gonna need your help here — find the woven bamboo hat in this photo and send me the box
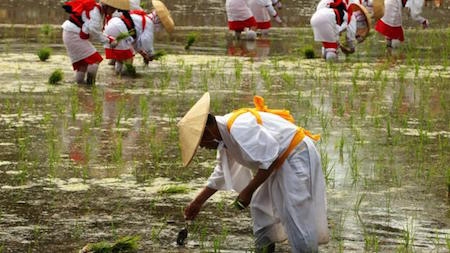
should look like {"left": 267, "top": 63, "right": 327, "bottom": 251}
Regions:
{"left": 349, "top": 3, "right": 371, "bottom": 40}
{"left": 152, "top": 0, "right": 175, "bottom": 33}
{"left": 177, "top": 92, "right": 210, "bottom": 167}
{"left": 100, "top": 0, "right": 130, "bottom": 10}
{"left": 372, "top": 0, "right": 384, "bottom": 21}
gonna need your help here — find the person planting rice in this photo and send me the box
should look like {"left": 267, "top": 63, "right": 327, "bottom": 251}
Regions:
{"left": 246, "top": 0, "right": 283, "bottom": 36}
{"left": 310, "top": 0, "right": 370, "bottom": 61}
{"left": 61, "top": 0, "right": 130, "bottom": 85}
{"left": 374, "top": 0, "right": 429, "bottom": 52}
{"left": 226, "top": 0, "right": 259, "bottom": 40}
{"left": 103, "top": 0, "right": 174, "bottom": 75}
{"left": 178, "top": 92, "right": 329, "bottom": 253}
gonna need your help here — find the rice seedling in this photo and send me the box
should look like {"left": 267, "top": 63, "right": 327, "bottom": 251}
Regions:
{"left": 111, "top": 133, "right": 123, "bottom": 164}
{"left": 400, "top": 216, "right": 416, "bottom": 252}
{"left": 124, "top": 63, "right": 137, "bottom": 77}
{"left": 152, "top": 49, "right": 167, "bottom": 61}
{"left": 184, "top": 32, "right": 198, "bottom": 50}
{"left": 157, "top": 184, "right": 189, "bottom": 195}
{"left": 151, "top": 221, "right": 167, "bottom": 243}
{"left": 234, "top": 59, "right": 243, "bottom": 82}
{"left": 39, "top": 24, "right": 54, "bottom": 44}
{"left": 213, "top": 225, "right": 229, "bottom": 252}
{"left": 80, "top": 235, "right": 140, "bottom": 253}
{"left": 349, "top": 141, "right": 360, "bottom": 183}
{"left": 320, "top": 146, "right": 335, "bottom": 187}
{"left": 37, "top": 47, "right": 52, "bottom": 61}
{"left": 48, "top": 69, "right": 63, "bottom": 85}
{"left": 303, "top": 45, "right": 316, "bottom": 59}
{"left": 364, "top": 232, "right": 380, "bottom": 252}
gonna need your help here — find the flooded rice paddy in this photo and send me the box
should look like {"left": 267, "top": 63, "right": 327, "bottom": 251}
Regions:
{"left": 1, "top": 1, "right": 450, "bottom": 252}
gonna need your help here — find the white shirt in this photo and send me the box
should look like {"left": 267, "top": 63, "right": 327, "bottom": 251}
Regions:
{"left": 61, "top": 6, "right": 108, "bottom": 44}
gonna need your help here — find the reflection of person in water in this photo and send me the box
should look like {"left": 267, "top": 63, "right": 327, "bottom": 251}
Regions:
{"left": 227, "top": 38, "right": 271, "bottom": 58}
{"left": 179, "top": 93, "right": 329, "bottom": 253}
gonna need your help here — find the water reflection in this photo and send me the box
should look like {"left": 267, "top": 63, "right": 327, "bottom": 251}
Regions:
{"left": 226, "top": 38, "right": 271, "bottom": 59}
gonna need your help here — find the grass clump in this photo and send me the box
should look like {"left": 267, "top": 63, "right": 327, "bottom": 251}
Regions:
{"left": 153, "top": 50, "right": 167, "bottom": 60}
{"left": 303, "top": 46, "right": 315, "bottom": 59}
{"left": 37, "top": 47, "right": 52, "bottom": 61}
{"left": 158, "top": 184, "right": 189, "bottom": 195}
{"left": 124, "top": 63, "right": 137, "bottom": 77}
{"left": 184, "top": 32, "right": 198, "bottom": 50}
{"left": 80, "top": 235, "right": 140, "bottom": 253}
{"left": 48, "top": 69, "right": 63, "bottom": 85}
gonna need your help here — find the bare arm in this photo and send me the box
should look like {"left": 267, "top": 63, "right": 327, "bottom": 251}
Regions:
{"left": 236, "top": 157, "right": 280, "bottom": 207}
{"left": 184, "top": 186, "right": 217, "bottom": 220}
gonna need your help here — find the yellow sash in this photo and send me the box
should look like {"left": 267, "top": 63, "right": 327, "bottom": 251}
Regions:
{"left": 226, "top": 96, "right": 320, "bottom": 170}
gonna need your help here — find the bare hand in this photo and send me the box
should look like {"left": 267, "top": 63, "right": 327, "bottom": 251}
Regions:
{"left": 184, "top": 201, "right": 202, "bottom": 220}
{"left": 139, "top": 50, "right": 154, "bottom": 63}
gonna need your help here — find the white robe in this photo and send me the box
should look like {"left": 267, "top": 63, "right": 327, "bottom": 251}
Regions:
{"left": 207, "top": 112, "right": 329, "bottom": 251}
{"left": 61, "top": 6, "right": 107, "bottom": 63}
{"left": 310, "top": 0, "right": 357, "bottom": 43}
{"left": 381, "top": 0, "right": 426, "bottom": 27}
{"left": 104, "top": 13, "right": 156, "bottom": 56}
{"left": 247, "top": 0, "right": 277, "bottom": 23}
{"left": 226, "top": 0, "right": 254, "bottom": 22}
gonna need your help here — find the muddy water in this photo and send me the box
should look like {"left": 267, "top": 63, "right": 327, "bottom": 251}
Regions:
{"left": 0, "top": 0, "right": 450, "bottom": 253}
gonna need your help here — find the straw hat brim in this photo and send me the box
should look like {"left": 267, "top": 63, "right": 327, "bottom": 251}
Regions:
{"left": 177, "top": 92, "right": 210, "bottom": 167}
{"left": 152, "top": 0, "right": 175, "bottom": 33}
{"left": 349, "top": 3, "right": 371, "bottom": 39}
{"left": 100, "top": 0, "right": 130, "bottom": 10}
{"left": 372, "top": 0, "right": 385, "bottom": 21}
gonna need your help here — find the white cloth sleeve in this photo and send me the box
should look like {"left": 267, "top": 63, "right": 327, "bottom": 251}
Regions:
{"left": 206, "top": 145, "right": 253, "bottom": 192}
{"left": 136, "top": 26, "right": 154, "bottom": 55}
{"left": 255, "top": 0, "right": 277, "bottom": 16}
{"left": 84, "top": 7, "right": 109, "bottom": 44}
{"left": 346, "top": 14, "right": 357, "bottom": 42}
{"left": 230, "top": 116, "right": 279, "bottom": 170}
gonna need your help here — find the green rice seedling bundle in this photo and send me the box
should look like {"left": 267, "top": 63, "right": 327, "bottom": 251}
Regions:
{"left": 48, "top": 69, "right": 63, "bottom": 85}
{"left": 38, "top": 47, "right": 52, "bottom": 61}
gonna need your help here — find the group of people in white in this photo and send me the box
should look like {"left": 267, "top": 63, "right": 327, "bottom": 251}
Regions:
{"left": 61, "top": 0, "right": 173, "bottom": 85}
{"left": 311, "top": 0, "right": 429, "bottom": 61}
{"left": 61, "top": 0, "right": 429, "bottom": 85}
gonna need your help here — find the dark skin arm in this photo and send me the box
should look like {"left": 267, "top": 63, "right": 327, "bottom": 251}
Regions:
{"left": 236, "top": 157, "right": 280, "bottom": 208}
{"left": 184, "top": 186, "right": 217, "bottom": 220}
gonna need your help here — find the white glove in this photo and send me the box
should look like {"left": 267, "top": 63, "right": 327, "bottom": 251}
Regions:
{"left": 274, "top": 15, "right": 282, "bottom": 24}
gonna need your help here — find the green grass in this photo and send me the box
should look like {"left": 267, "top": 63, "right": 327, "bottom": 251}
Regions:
{"left": 158, "top": 184, "right": 190, "bottom": 194}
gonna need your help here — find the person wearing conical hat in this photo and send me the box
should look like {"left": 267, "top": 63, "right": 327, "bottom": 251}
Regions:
{"left": 374, "top": 0, "right": 428, "bottom": 52}
{"left": 246, "top": 0, "right": 283, "bottom": 36}
{"left": 178, "top": 92, "right": 329, "bottom": 252}
{"left": 61, "top": 0, "right": 130, "bottom": 85}
{"left": 103, "top": 0, "right": 174, "bottom": 75}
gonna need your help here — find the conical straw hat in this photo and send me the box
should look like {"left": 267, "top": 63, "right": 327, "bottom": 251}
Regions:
{"left": 152, "top": 0, "right": 175, "bottom": 33}
{"left": 177, "top": 92, "right": 210, "bottom": 167}
{"left": 372, "top": 0, "right": 384, "bottom": 21}
{"left": 349, "top": 3, "right": 371, "bottom": 39}
{"left": 100, "top": 0, "right": 130, "bottom": 10}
